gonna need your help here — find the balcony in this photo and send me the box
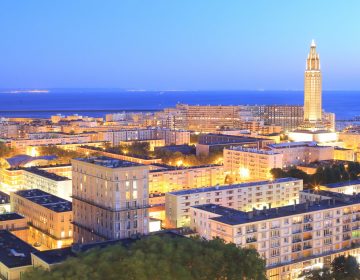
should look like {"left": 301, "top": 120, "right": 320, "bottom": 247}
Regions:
{"left": 292, "top": 229, "right": 302, "bottom": 234}
{"left": 303, "top": 245, "right": 312, "bottom": 250}
{"left": 292, "top": 238, "right": 302, "bottom": 243}
{"left": 303, "top": 235, "right": 313, "bottom": 241}
{"left": 246, "top": 237, "right": 257, "bottom": 243}
{"left": 292, "top": 247, "right": 302, "bottom": 252}
{"left": 303, "top": 226, "right": 313, "bottom": 232}
{"left": 343, "top": 235, "right": 351, "bottom": 241}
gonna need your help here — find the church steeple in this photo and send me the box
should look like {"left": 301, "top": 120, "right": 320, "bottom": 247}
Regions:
{"left": 306, "top": 40, "right": 320, "bottom": 71}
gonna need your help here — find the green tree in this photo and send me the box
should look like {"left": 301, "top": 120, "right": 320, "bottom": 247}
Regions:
{"left": 23, "top": 236, "right": 266, "bottom": 280}
{"left": 332, "top": 255, "right": 360, "bottom": 280}
{"left": 301, "top": 255, "right": 360, "bottom": 280}
{"left": 300, "top": 267, "right": 332, "bottom": 280}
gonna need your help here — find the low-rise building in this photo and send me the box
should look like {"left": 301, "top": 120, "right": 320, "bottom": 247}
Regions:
{"left": 10, "top": 189, "right": 73, "bottom": 250}
{"left": 334, "top": 147, "right": 355, "bottom": 162}
{"left": 0, "top": 230, "right": 39, "bottom": 280}
{"left": 166, "top": 178, "right": 302, "bottom": 228}
{"left": 119, "top": 139, "right": 165, "bottom": 151}
{"left": 196, "top": 134, "right": 274, "bottom": 156}
{"left": 223, "top": 147, "right": 283, "bottom": 181}
{"left": 0, "top": 213, "right": 28, "bottom": 241}
{"left": 320, "top": 179, "right": 360, "bottom": 195}
{"left": 267, "top": 142, "right": 334, "bottom": 168}
{"left": 22, "top": 168, "right": 72, "bottom": 201}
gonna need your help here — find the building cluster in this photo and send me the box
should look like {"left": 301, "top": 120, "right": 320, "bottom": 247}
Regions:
{"left": 0, "top": 41, "right": 359, "bottom": 280}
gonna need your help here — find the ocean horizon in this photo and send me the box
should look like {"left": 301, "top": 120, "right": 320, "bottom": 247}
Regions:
{"left": 0, "top": 89, "right": 359, "bottom": 119}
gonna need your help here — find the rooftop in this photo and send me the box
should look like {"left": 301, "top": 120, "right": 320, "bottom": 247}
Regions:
{"left": 268, "top": 141, "right": 320, "bottom": 149}
{"left": 0, "top": 213, "right": 25, "bottom": 222}
{"left": 75, "top": 156, "right": 144, "bottom": 168}
{"left": 168, "top": 177, "right": 301, "bottom": 196}
{"left": 14, "top": 189, "right": 72, "bottom": 212}
{"left": 323, "top": 179, "right": 360, "bottom": 189}
{"left": 24, "top": 167, "right": 70, "bottom": 181}
{"left": 193, "top": 194, "right": 360, "bottom": 225}
{"left": 32, "top": 231, "right": 181, "bottom": 265}
{"left": 0, "top": 230, "right": 38, "bottom": 268}
{"left": 150, "top": 163, "right": 222, "bottom": 173}
{"left": 226, "top": 146, "right": 281, "bottom": 155}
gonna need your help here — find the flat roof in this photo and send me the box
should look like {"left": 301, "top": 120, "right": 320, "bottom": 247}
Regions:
{"left": 168, "top": 177, "right": 301, "bottom": 196}
{"left": 226, "top": 146, "right": 281, "bottom": 155}
{"left": 24, "top": 167, "right": 70, "bottom": 181}
{"left": 268, "top": 141, "right": 319, "bottom": 149}
{"left": 0, "top": 230, "right": 38, "bottom": 268}
{"left": 32, "top": 231, "right": 181, "bottom": 265}
{"left": 0, "top": 213, "right": 25, "bottom": 222}
{"left": 150, "top": 163, "right": 222, "bottom": 173}
{"left": 323, "top": 179, "right": 360, "bottom": 188}
{"left": 15, "top": 189, "right": 72, "bottom": 212}
{"left": 74, "top": 156, "right": 144, "bottom": 168}
{"left": 193, "top": 194, "right": 360, "bottom": 225}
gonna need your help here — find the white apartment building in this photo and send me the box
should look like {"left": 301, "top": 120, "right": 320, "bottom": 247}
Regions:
{"left": 267, "top": 141, "right": 334, "bottom": 168}
{"left": 149, "top": 164, "right": 225, "bottom": 195}
{"left": 165, "top": 178, "right": 302, "bottom": 228}
{"left": 22, "top": 168, "right": 72, "bottom": 201}
{"left": 190, "top": 196, "right": 360, "bottom": 280}
{"left": 101, "top": 128, "right": 190, "bottom": 146}
{"left": 223, "top": 147, "right": 283, "bottom": 181}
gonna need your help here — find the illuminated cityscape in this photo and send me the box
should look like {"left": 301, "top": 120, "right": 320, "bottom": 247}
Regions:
{"left": 0, "top": 1, "right": 360, "bottom": 280}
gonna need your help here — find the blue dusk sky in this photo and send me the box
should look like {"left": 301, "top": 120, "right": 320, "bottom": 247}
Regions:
{"left": 0, "top": 0, "right": 359, "bottom": 90}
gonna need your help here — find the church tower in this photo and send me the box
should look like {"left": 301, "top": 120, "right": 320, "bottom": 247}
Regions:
{"left": 303, "top": 40, "right": 322, "bottom": 129}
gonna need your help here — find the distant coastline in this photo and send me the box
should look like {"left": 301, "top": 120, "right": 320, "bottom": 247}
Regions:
{"left": 0, "top": 90, "right": 359, "bottom": 119}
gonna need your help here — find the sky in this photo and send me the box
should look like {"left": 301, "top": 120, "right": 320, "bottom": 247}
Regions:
{"left": 0, "top": 0, "right": 359, "bottom": 90}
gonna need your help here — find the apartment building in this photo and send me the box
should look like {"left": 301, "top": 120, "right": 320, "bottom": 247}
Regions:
{"left": 22, "top": 168, "right": 72, "bottom": 201}
{"left": 9, "top": 135, "right": 91, "bottom": 153}
{"left": 196, "top": 133, "right": 274, "bottom": 156}
{"left": 0, "top": 230, "right": 38, "bottom": 280}
{"left": 0, "top": 164, "right": 72, "bottom": 193}
{"left": 339, "top": 131, "right": 360, "bottom": 151}
{"left": 72, "top": 157, "right": 149, "bottom": 243}
{"left": 119, "top": 139, "right": 165, "bottom": 151}
{"left": 10, "top": 189, "right": 73, "bottom": 249}
{"left": 334, "top": 147, "right": 356, "bottom": 161}
{"left": 0, "top": 213, "right": 28, "bottom": 241}
{"left": 320, "top": 180, "right": 360, "bottom": 195}
{"left": 267, "top": 142, "right": 334, "bottom": 168}
{"left": 190, "top": 196, "right": 360, "bottom": 280}
{"left": 0, "top": 122, "right": 20, "bottom": 138}
{"left": 166, "top": 178, "right": 302, "bottom": 228}
{"left": 77, "top": 146, "right": 162, "bottom": 165}
{"left": 223, "top": 147, "right": 283, "bottom": 181}
{"left": 149, "top": 164, "right": 225, "bottom": 195}
{"left": 101, "top": 128, "right": 190, "bottom": 146}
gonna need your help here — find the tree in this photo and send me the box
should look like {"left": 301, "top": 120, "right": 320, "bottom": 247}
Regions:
{"left": 23, "top": 236, "right": 266, "bottom": 280}
{"left": 301, "top": 255, "right": 360, "bottom": 280}
{"left": 301, "top": 267, "right": 332, "bottom": 280}
{"left": 332, "top": 255, "right": 360, "bottom": 280}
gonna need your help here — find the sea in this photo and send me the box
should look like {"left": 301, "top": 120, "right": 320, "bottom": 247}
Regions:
{"left": 0, "top": 89, "right": 359, "bottom": 120}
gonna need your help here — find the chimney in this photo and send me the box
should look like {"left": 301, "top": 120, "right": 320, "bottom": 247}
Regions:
{"left": 269, "top": 203, "right": 272, "bottom": 209}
